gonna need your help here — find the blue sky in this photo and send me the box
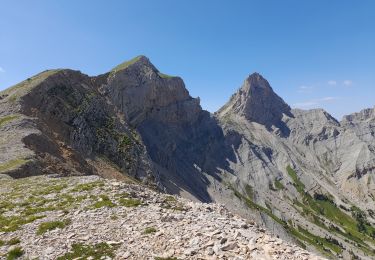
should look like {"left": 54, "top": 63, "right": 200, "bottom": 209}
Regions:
{"left": 1, "top": 1, "right": 374, "bottom": 119}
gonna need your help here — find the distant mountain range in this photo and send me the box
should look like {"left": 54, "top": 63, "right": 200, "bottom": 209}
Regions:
{"left": 0, "top": 56, "right": 374, "bottom": 259}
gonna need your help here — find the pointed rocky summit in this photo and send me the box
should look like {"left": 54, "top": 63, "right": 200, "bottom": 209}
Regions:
{"left": 217, "top": 72, "right": 291, "bottom": 129}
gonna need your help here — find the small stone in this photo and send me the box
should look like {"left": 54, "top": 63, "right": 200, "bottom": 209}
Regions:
{"left": 213, "top": 244, "right": 221, "bottom": 255}
{"left": 209, "top": 230, "right": 221, "bottom": 237}
{"left": 221, "top": 242, "right": 238, "bottom": 251}
{"left": 44, "top": 247, "right": 54, "bottom": 255}
{"left": 122, "top": 252, "right": 131, "bottom": 258}
{"left": 78, "top": 235, "right": 90, "bottom": 241}
{"left": 107, "top": 241, "right": 122, "bottom": 245}
{"left": 220, "top": 237, "right": 228, "bottom": 244}
{"left": 189, "top": 237, "right": 200, "bottom": 246}
{"left": 206, "top": 247, "right": 214, "bottom": 255}
{"left": 240, "top": 223, "right": 249, "bottom": 229}
{"left": 183, "top": 248, "right": 196, "bottom": 256}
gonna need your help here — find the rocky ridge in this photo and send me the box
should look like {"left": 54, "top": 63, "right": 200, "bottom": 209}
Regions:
{"left": 0, "top": 175, "right": 323, "bottom": 259}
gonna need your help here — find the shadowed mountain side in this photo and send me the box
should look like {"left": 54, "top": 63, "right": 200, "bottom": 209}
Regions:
{"left": 137, "top": 110, "right": 237, "bottom": 202}
{"left": 99, "top": 56, "right": 237, "bottom": 201}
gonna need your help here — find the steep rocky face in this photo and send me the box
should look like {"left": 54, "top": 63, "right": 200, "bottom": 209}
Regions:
{"left": 0, "top": 68, "right": 155, "bottom": 184}
{"left": 100, "top": 56, "right": 230, "bottom": 201}
{"left": 102, "top": 56, "right": 201, "bottom": 125}
{"left": 341, "top": 107, "right": 375, "bottom": 144}
{"left": 218, "top": 73, "right": 292, "bottom": 135}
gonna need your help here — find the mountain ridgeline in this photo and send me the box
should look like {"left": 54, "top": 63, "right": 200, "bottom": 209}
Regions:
{"left": 1, "top": 56, "right": 374, "bottom": 259}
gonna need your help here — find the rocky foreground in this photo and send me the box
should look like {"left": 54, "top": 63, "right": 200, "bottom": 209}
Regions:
{"left": 0, "top": 175, "right": 323, "bottom": 259}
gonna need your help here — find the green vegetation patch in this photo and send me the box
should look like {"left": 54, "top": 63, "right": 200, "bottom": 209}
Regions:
{"left": 0, "top": 115, "right": 19, "bottom": 127}
{"left": 111, "top": 56, "right": 144, "bottom": 72}
{"left": 244, "top": 184, "right": 254, "bottom": 199}
{"left": 6, "top": 237, "right": 21, "bottom": 245}
{"left": 6, "top": 246, "right": 24, "bottom": 260}
{"left": 286, "top": 165, "right": 375, "bottom": 255}
{"left": 158, "top": 72, "right": 174, "bottom": 79}
{"left": 21, "top": 205, "right": 56, "bottom": 216}
{"left": 110, "top": 214, "right": 119, "bottom": 220}
{"left": 0, "top": 214, "right": 45, "bottom": 232}
{"left": 120, "top": 135, "right": 132, "bottom": 146}
{"left": 164, "top": 196, "right": 177, "bottom": 202}
{"left": 57, "top": 242, "right": 119, "bottom": 260}
{"left": 0, "top": 158, "right": 28, "bottom": 173}
{"left": 286, "top": 166, "right": 305, "bottom": 193}
{"left": 229, "top": 183, "right": 344, "bottom": 258}
{"left": 71, "top": 181, "right": 104, "bottom": 192}
{"left": 0, "top": 177, "right": 87, "bottom": 233}
{"left": 230, "top": 185, "right": 286, "bottom": 227}
{"left": 274, "top": 179, "right": 285, "bottom": 190}
{"left": 171, "top": 205, "right": 186, "bottom": 211}
{"left": 91, "top": 195, "right": 116, "bottom": 209}
{"left": 291, "top": 225, "right": 343, "bottom": 255}
{"left": 0, "top": 200, "right": 16, "bottom": 214}
{"left": 114, "top": 192, "right": 130, "bottom": 198}
{"left": 118, "top": 198, "right": 141, "bottom": 207}
{"left": 144, "top": 227, "right": 157, "bottom": 234}
{"left": 0, "top": 69, "right": 61, "bottom": 98}
{"left": 34, "top": 183, "right": 68, "bottom": 195}
{"left": 56, "top": 194, "right": 86, "bottom": 209}
{"left": 37, "top": 219, "right": 71, "bottom": 235}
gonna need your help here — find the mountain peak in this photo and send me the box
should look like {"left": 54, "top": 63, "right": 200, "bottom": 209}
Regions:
{"left": 242, "top": 72, "right": 274, "bottom": 94}
{"left": 111, "top": 55, "right": 156, "bottom": 73}
{"left": 246, "top": 72, "right": 267, "bottom": 83}
{"left": 217, "top": 72, "right": 291, "bottom": 132}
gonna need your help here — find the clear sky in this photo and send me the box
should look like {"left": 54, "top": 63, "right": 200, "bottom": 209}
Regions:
{"left": 1, "top": 1, "right": 374, "bottom": 120}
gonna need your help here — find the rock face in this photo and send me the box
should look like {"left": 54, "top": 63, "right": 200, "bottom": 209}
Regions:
{"left": 100, "top": 56, "right": 229, "bottom": 201}
{"left": 218, "top": 73, "right": 292, "bottom": 135}
{"left": 1, "top": 56, "right": 375, "bottom": 259}
{"left": 103, "top": 56, "right": 201, "bottom": 125}
{"left": 0, "top": 68, "right": 155, "bottom": 184}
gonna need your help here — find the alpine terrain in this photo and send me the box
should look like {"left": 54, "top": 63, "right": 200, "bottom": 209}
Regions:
{"left": 0, "top": 56, "right": 374, "bottom": 259}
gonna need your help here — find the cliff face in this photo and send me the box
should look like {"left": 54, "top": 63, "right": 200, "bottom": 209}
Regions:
{"left": 217, "top": 73, "right": 292, "bottom": 137}
{"left": 0, "top": 68, "right": 155, "bottom": 184}
{"left": 97, "top": 56, "right": 230, "bottom": 201}
{"left": 1, "top": 56, "right": 375, "bottom": 259}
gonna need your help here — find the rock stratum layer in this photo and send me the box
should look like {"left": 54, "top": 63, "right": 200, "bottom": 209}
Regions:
{"left": 0, "top": 56, "right": 374, "bottom": 259}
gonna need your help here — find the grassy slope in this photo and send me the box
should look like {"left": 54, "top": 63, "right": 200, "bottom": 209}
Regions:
{"left": 110, "top": 56, "right": 144, "bottom": 72}
{"left": 110, "top": 55, "right": 174, "bottom": 78}
{"left": 286, "top": 166, "right": 375, "bottom": 257}
{"left": 0, "top": 159, "right": 28, "bottom": 173}
{"left": 228, "top": 166, "right": 375, "bottom": 258}
{"left": 0, "top": 69, "right": 61, "bottom": 103}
